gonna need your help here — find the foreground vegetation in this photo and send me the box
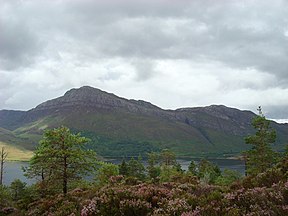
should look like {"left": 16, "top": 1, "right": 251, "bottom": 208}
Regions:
{"left": 1, "top": 108, "right": 288, "bottom": 215}
{"left": 1, "top": 157, "right": 288, "bottom": 215}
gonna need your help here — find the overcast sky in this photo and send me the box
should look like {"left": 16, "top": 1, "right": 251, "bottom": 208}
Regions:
{"left": 1, "top": 0, "right": 288, "bottom": 120}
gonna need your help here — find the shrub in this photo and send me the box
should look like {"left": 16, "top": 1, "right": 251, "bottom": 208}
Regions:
{"left": 0, "top": 185, "right": 12, "bottom": 209}
{"left": 95, "top": 162, "right": 119, "bottom": 186}
{"left": 215, "top": 169, "right": 241, "bottom": 186}
{"left": 119, "top": 199, "right": 151, "bottom": 216}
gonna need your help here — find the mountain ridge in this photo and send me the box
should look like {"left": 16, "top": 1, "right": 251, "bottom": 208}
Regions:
{"left": 1, "top": 86, "right": 287, "bottom": 157}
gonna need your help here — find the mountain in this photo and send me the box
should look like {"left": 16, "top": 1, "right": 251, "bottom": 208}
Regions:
{"left": 1, "top": 86, "right": 288, "bottom": 157}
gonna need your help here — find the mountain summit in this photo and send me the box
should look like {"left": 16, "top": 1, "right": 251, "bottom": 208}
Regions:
{"left": 1, "top": 86, "right": 288, "bottom": 157}
{"left": 35, "top": 86, "right": 125, "bottom": 110}
{"left": 35, "top": 86, "right": 161, "bottom": 112}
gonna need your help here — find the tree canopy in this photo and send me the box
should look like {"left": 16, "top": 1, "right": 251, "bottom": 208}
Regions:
{"left": 244, "top": 106, "right": 277, "bottom": 176}
{"left": 24, "top": 126, "right": 97, "bottom": 195}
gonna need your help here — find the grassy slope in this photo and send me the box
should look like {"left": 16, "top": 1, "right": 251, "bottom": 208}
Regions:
{"left": 0, "top": 128, "right": 34, "bottom": 160}
{"left": 2, "top": 111, "right": 214, "bottom": 156}
{"left": 0, "top": 127, "right": 36, "bottom": 150}
{"left": 3, "top": 109, "right": 279, "bottom": 158}
{"left": 0, "top": 141, "right": 33, "bottom": 161}
{"left": 60, "top": 110, "right": 248, "bottom": 157}
{"left": 64, "top": 111, "right": 205, "bottom": 151}
{"left": 2, "top": 110, "right": 253, "bottom": 157}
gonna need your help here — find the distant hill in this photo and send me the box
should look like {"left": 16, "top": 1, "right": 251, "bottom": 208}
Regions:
{"left": 1, "top": 86, "right": 288, "bottom": 158}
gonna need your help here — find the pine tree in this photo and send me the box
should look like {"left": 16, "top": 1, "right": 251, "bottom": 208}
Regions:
{"left": 188, "top": 160, "right": 197, "bottom": 176}
{"left": 147, "top": 152, "right": 160, "bottom": 180}
{"left": 24, "top": 126, "right": 97, "bottom": 195}
{"left": 160, "top": 149, "right": 176, "bottom": 166}
{"left": 119, "top": 159, "right": 129, "bottom": 176}
{"left": 245, "top": 106, "right": 277, "bottom": 176}
{"left": 127, "top": 157, "right": 146, "bottom": 180}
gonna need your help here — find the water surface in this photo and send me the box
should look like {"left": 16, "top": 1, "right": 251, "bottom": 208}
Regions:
{"left": 2, "top": 161, "right": 33, "bottom": 185}
{"left": 3, "top": 158, "right": 245, "bottom": 185}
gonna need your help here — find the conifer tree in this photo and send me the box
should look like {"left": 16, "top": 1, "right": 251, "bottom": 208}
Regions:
{"left": 119, "top": 159, "right": 129, "bottom": 176}
{"left": 147, "top": 152, "right": 160, "bottom": 180}
{"left": 245, "top": 106, "right": 277, "bottom": 176}
{"left": 127, "top": 157, "right": 146, "bottom": 180}
{"left": 160, "top": 149, "right": 176, "bottom": 166}
{"left": 25, "top": 126, "right": 97, "bottom": 195}
{"left": 188, "top": 160, "right": 197, "bottom": 176}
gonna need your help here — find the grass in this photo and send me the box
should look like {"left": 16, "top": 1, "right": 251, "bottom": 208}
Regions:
{"left": 9, "top": 110, "right": 251, "bottom": 157}
{"left": 0, "top": 141, "right": 33, "bottom": 161}
{"left": 0, "top": 109, "right": 274, "bottom": 158}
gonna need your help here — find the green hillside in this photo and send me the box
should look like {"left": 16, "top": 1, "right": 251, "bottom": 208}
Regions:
{"left": 0, "top": 128, "right": 34, "bottom": 160}
{"left": 1, "top": 86, "right": 287, "bottom": 158}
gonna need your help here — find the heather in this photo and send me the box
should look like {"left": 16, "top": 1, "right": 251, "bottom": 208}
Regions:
{"left": 1, "top": 159, "right": 288, "bottom": 215}
{"left": 1, "top": 111, "right": 288, "bottom": 215}
{"left": 2, "top": 169, "right": 287, "bottom": 215}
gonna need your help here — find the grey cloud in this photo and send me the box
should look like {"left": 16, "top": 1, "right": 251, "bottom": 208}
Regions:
{"left": 0, "top": 0, "right": 44, "bottom": 70}
{"left": 1, "top": 0, "right": 288, "bottom": 117}
{"left": 132, "top": 59, "right": 156, "bottom": 81}
{"left": 0, "top": 16, "right": 40, "bottom": 70}
{"left": 66, "top": 0, "right": 189, "bottom": 20}
{"left": 0, "top": 72, "right": 11, "bottom": 88}
{"left": 0, "top": 72, "right": 13, "bottom": 109}
{"left": 264, "top": 105, "right": 288, "bottom": 119}
{"left": 99, "top": 71, "right": 123, "bottom": 82}
{"left": 2, "top": 0, "right": 287, "bottom": 80}
{"left": 64, "top": 0, "right": 288, "bottom": 83}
